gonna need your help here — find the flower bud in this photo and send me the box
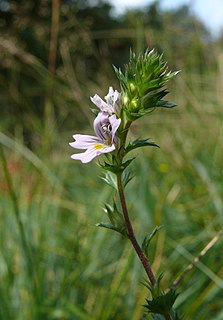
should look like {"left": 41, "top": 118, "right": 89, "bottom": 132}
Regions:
{"left": 123, "top": 94, "right": 129, "bottom": 106}
{"left": 129, "top": 98, "right": 139, "bottom": 111}
{"left": 129, "top": 82, "right": 137, "bottom": 95}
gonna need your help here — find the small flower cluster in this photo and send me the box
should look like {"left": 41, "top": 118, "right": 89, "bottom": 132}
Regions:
{"left": 70, "top": 87, "right": 121, "bottom": 163}
{"left": 70, "top": 49, "right": 178, "bottom": 164}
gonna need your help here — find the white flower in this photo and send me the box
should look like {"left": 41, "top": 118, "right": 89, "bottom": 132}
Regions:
{"left": 90, "top": 87, "right": 121, "bottom": 115}
{"left": 70, "top": 112, "right": 121, "bottom": 163}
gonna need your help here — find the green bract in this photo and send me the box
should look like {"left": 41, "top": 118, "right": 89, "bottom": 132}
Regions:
{"left": 114, "top": 49, "right": 179, "bottom": 120}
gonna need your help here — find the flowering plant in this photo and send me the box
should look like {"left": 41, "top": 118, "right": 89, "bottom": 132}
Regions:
{"left": 70, "top": 49, "right": 180, "bottom": 319}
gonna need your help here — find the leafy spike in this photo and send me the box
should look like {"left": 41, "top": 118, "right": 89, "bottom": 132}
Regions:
{"left": 114, "top": 49, "right": 179, "bottom": 120}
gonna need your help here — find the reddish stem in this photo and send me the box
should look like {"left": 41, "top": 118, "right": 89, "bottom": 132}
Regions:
{"left": 117, "top": 173, "right": 156, "bottom": 285}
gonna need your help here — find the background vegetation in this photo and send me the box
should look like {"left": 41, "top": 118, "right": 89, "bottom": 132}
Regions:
{"left": 0, "top": 0, "right": 223, "bottom": 319}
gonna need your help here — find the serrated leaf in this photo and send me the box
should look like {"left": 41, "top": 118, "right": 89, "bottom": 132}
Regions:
{"left": 125, "top": 139, "right": 159, "bottom": 154}
{"left": 95, "top": 222, "right": 126, "bottom": 236}
{"left": 156, "top": 99, "right": 177, "bottom": 108}
{"left": 96, "top": 222, "right": 119, "bottom": 232}
{"left": 103, "top": 203, "right": 116, "bottom": 225}
{"left": 99, "top": 162, "right": 121, "bottom": 173}
{"left": 101, "top": 201, "right": 127, "bottom": 236}
{"left": 142, "top": 226, "right": 163, "bottom": 257}
{"left": 100, "top": 170, "right": 133, "bottom": 190}
{"left": 100, "top": 171, "right": 117, "bottom": 190}
{"left": 99, "top": 158, "right": 134, "bottom": 174}
{"left": 144, "top": 289, "right": 178, "bottom": 316}
{"left": 122, "top": 170, "right": 134, "bottom": 187}
{"left": 142, "top": 89, "right": 169, "bottom": 110}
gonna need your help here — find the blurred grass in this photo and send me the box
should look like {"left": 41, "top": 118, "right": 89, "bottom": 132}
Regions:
{"left": 0, "top": 2, "right": 223, "bottom": 319}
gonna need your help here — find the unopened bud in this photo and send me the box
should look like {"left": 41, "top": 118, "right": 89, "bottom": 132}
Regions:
{"left": 129, "top": 82, "right": 137, "bottom": 94}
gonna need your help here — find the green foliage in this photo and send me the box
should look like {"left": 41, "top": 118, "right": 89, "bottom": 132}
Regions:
{"left": 151, "top": 309, "right": 181, "bottom": 320}
{"left": 125, "top": 138, "right": 159, "bottom": 154}
{"left": 101, "top": 170, "right": 134, "bottom": 190}
{"left": 96, "top": 202, "right": 127, "bottom": 236}
{"left": 142, "top": 226, "right": 163, "bottom": 258}
{"left": 143, "top": 275, "right": 180, "bottom": 319}
{"left": 114, "top": 49, "right": 179, "bottom": 120}
{"left": 122, "top": 170, "right": 134, "bottom": 188}
{"left": 99, "top": 158, "right": 134, "bottom": 174}
{"left": 101, "top": 171, "right": 118, "bottom": 190}
{"left": 144, "top": 289, "right": 179, "bottom": 316}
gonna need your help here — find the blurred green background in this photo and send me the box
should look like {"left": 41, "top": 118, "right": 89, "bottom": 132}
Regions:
{"left": 0, "top": 0, "right": 223, "bottom": 319}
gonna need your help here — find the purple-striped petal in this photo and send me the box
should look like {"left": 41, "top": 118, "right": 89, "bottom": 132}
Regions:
{"left": 93, "top": 112, "right": 110, "bottom": 141}
{"left": 105, "top": 86, "right": 121, "bottom": 113}
{"left": 90, "top": 94, "right": 113, "bottom": 113}
{"left": 109, "top": 114, "right": 121, "bottom": 142}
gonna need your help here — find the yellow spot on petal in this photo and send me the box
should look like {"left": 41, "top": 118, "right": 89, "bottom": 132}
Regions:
{"left": 94, "top": 143, "right": 104, "bottom": 150}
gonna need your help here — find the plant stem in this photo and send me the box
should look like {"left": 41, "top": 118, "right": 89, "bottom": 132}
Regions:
{"left": 117, "top": 173, "right": 156, "bottom": 285}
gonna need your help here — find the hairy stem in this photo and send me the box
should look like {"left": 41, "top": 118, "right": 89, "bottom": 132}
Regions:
{"left": 117, "top": 173, "right": 156, "bottom": 285}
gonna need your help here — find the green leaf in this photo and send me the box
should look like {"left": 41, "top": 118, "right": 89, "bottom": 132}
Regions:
{"left": 156, "top": 99, "right": 177, "bottom": 108}
{"left": 122, "top": 170, "right": 134, "bottom": 187}
{"left": 144, "top": 289, "right": 178, "bottom": 316}
{"left": 96, "top": 221, "right": 126, "bottom": 236}
{"left": 103, "top": 203, "right": 116, "bottom": 225}
{"left": 99, "top": 162, "right": 122, "bottom": 174}
{"left": 97, "top": 201, "right": 127, "bottom": 236}
{"left": 125, "top": 139, "right": 159, "bottom": 154}
{"left": 100, "top": 171, "right": 117, "bottom": 190}
{"left": 142, "top": 226, "right": 163, "bottom": 257}
{"left": 100, "top": 158, "right": 134, "bottom": 174}
{"left": 95, "top": 222, "right": 122, "bottom": 234}
{"left": 100, "top": 170, "right": 133, "bottom": 190}
{"left": 142, "top": 89, "right": 169, "bottom": 110}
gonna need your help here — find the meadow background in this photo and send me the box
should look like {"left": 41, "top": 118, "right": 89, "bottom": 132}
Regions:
{"left": 0, "top": 0, "right": 223, "bottom": 319}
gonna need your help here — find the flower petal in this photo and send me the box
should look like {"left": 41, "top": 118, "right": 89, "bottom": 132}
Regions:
{"left": 105, "top": 87, "right": 121, "bottom": 113}
{"left": 90, "top": 94, "right": 113, "bottom": 113}
{"left": 71, "top": 144, "right": 115, "bottom": 163}
{"left": 71, "top": 146, "right": 99, "bottom": 163}
{"left": 109, "top": 114, "right": 121, "bottom": 142}
{"left": 69, "top": 134, "right": 100, "bottom": 150}
{"left": 105, "top": 86, "right": 114, "bottom": 101}
{"left": 93, "top": 112, "right": 110, "bottom": 141}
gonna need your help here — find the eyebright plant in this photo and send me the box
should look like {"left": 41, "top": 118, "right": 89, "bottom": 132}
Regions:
{"left": 70, "top": 49, "right": 180, "bottom": 319}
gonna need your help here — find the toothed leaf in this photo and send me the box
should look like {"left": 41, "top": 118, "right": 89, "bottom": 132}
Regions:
{"left": 144, "top": 289, "right": 178, "bottom": 316}
{"left": 142, "top": 226, "right": 163, "bottom": 257}
{"left": 125, "top": 139, "right": 159, "bottom": 154}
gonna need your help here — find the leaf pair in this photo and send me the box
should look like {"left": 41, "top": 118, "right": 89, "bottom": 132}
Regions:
{"left": 96, "top": 202, "right": 127, "bottom": 237}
